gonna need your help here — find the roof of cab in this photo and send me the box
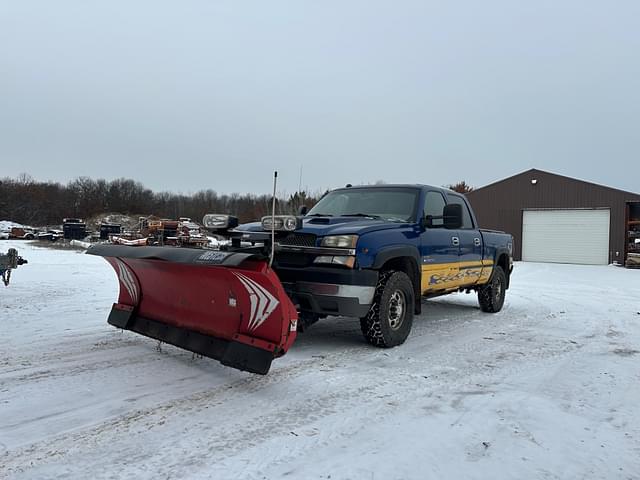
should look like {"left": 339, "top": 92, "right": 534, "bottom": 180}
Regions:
{"left": 332, "top": 184, "right": 457, "bottom": 194}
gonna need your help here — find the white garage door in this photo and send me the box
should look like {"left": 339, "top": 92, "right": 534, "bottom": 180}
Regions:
{"left": 522, "top": 209, "right": 610, "bottom": 265}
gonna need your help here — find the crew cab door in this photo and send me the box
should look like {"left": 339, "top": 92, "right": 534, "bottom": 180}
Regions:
{"left": 420, "top": 191, "right": 461, "bottom": 293}
{"left": 445, "top": 193, "right": 485, "bottom": 287}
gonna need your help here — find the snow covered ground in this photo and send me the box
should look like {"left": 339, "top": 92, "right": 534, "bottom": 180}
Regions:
{"left": 1, "top": 240, "right": 639, "bottom": 480}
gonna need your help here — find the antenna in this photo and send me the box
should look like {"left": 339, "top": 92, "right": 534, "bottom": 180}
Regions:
{"left": 298, "top": 165, "right": 303, "bottom": 193}
{"left": 269, "top": 171, "right": 277, "bottom": 268}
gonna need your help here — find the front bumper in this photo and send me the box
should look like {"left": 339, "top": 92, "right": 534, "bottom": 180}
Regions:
{"left": 276, "top": 266, "right": 379, "bottom": 318}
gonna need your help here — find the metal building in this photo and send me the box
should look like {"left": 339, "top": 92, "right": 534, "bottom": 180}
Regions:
{"left": 466, "top": 169, "right": 640, "bottom": 265}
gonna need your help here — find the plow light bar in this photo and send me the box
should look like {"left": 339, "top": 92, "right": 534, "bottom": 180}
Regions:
{"left": 202, "top": 214, "right": 239, "bottom": 230}
{"left": 261, "top": 215, "right": 302, "bottom": 232}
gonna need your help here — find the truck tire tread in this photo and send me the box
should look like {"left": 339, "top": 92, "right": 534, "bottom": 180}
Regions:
{"left": 360, "top": 270, "right": 414, "bottom": 347}
{"left": 478, "top": 265, "right": 506, "bottom": 313}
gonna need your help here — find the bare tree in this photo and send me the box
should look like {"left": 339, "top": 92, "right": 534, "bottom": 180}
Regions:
{"left": 447, "top": 181, "right": 474, "bottom": 194}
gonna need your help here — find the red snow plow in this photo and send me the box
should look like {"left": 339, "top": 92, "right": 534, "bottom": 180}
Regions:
{"left": 87, "top": 244, "right": 298, "bottom": 374}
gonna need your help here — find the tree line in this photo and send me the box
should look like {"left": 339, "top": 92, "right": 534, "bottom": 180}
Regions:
{"left": 0, "top": 174, "right": 473, "bottom": 227}
{"left": 0, "top": 174, "right": 323, "bottom": 227}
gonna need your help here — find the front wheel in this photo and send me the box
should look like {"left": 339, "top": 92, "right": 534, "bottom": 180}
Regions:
{"left": 360, "top": 271, "right": 414, "bottom": 347}
{"left": 477, "top": 265, "right": 506, "bottom": 313}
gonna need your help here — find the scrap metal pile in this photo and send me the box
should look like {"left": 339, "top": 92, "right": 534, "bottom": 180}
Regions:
{"left": 110, "top": 216, "right": 212, "bottom": 247}
{"left": 627, "top": 205, "right": 640, "bottom": 268}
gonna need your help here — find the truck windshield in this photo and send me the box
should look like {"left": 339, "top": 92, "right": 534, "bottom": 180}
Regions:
{"left": 307, "top": 188, "right": 419, "bottom": 222}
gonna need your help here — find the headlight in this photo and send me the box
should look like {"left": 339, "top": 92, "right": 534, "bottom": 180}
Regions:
{"left": 321, "top": 235, "right": 358, "bottom": 248}
{"left": 202, "top": 214, "right": 239, "bottom": 230}
{"left": 261, "top": 215, "right": 302, "bottom": 232}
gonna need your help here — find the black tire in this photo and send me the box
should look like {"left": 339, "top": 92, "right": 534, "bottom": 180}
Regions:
{"left": 360, "top": 271, "right": 414, "bottom": 347}
{"left": 478, "top": 265, "right": 506, "bottom": 313}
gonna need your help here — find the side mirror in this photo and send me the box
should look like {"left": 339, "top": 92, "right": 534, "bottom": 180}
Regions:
{"left": 443, "top": 204, "right": 463, "bottom": 229}
{"left": 298, "top": 205, "right": 308, "bottom": 216}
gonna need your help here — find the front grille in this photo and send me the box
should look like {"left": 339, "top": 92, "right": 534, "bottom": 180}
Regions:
{"left": 278, "top": 233, "right": 317, "bottom": 248}
{"left": 274, "top": 252, "right": 314, "bottom": 268}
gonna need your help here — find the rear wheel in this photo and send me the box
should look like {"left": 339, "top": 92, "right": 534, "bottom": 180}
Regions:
{"left": 478, "top": 265, "right": 506, "bottom": 313}
{"left": 360, "top": 271, "right": 414, "bottom": 347}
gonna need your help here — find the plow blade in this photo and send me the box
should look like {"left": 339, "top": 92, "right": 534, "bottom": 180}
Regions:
{"left": 88, "top": 245, "right": 298, "bottom": 374}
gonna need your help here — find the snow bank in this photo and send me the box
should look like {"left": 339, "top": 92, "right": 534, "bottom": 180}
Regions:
{"left": 69, "top": 239, "right": 92, "bottom": 249}
{"left": 0, "top": 220, "right": 29, "bottom": 231}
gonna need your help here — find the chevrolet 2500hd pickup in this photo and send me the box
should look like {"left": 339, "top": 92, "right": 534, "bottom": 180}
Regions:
{"left": 251, "top": 184, "right": 514, "bottom": 347}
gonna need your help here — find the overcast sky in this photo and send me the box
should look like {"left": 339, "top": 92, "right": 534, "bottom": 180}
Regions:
{"left": 1, "top": 1, "right": 639, "bottom": 195}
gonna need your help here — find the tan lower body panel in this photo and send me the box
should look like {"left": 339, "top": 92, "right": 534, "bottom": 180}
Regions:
{"left": 421, "top": 260, "right": 493, "bottom": 294}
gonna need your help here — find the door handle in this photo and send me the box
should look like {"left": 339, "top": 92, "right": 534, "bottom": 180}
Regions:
{"left": 451, "top": 236, "right": 460, "bottom": 246}
{"left": 474, "top": 238, "right": 481, "bottom": 247}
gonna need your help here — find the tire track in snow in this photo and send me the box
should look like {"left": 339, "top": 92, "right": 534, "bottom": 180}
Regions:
{"left": 1, "top": 305, "right": 590, "bottom": 479}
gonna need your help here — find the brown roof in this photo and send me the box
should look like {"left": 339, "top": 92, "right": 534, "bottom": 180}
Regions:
{"left": 469, "top": 168, "right": 640, "bottom": 198}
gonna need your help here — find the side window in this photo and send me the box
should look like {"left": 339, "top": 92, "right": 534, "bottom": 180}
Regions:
{"left": 424, "top": 191, "right": 446, "bottom": 227}
{"left": 445, "top": 194, "right": 474, "bottom": 229}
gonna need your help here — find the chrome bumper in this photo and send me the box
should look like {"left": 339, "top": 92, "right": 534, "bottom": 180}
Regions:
{"left": 294, "top": 281, "right": 376, "bottom": 304}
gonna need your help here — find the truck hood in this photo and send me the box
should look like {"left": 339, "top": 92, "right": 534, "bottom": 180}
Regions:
{"left": 237, "top": 217, "right": 410, "bottom": 237}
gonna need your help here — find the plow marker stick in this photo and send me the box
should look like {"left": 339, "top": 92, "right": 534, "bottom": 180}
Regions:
{"left": 88, "top": 245, "right": 298, "bottom": 374}
{"left": 270, "top": 170, "right": 277, "bottom": 268}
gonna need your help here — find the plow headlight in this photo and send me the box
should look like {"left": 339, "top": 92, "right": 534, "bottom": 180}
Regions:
{"left": 261, "top": 215, "right": 302, "bottom": 232}
{"left": 321, "top": 235, "right": 358, "bottom": 248}
{"left": 202, "top": 214, "right": 239, "bottom": 230}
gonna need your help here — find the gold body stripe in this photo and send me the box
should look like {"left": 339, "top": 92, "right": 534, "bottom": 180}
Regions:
{"left": 421, "top": 260, "right": 493, "bottom": 293}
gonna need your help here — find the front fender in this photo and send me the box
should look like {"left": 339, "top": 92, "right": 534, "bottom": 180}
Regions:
{"left": 371, "top": 245, "right": 421, "bottom": 269}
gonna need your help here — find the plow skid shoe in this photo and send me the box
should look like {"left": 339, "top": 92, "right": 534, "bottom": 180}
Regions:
{"left": 88, "top": 245, "right": 298, "bottom": 374}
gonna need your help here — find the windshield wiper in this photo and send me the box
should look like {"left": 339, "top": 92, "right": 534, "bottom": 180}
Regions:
{"left": 342, "top": 213, "right": 381, "bottom": 219}
{"left": 306, "top": 213, "right": 333, "bottom": 217}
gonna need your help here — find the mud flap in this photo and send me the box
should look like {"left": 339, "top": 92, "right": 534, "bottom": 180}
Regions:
{"left": 88, "top": 245, "right": 298, "bottom": 375}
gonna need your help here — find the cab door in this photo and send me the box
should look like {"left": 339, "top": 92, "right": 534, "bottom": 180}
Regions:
{"left": 420, "top": 191, "right": 461, "bottom": 293}
{"left": 445, "top": 193, "right": 484, "bottom": 287}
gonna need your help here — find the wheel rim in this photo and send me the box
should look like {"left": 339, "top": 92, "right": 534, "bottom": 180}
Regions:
{"left": 388, "top": 290, "right": 406, "bottom": 330}
{"left": 494, "top": 276, "right": 503, "bottom": 303}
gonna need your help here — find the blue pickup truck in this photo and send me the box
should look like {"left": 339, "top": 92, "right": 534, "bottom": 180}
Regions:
{"left": 240, "top": 184, "right": 514, "bottom": 347}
